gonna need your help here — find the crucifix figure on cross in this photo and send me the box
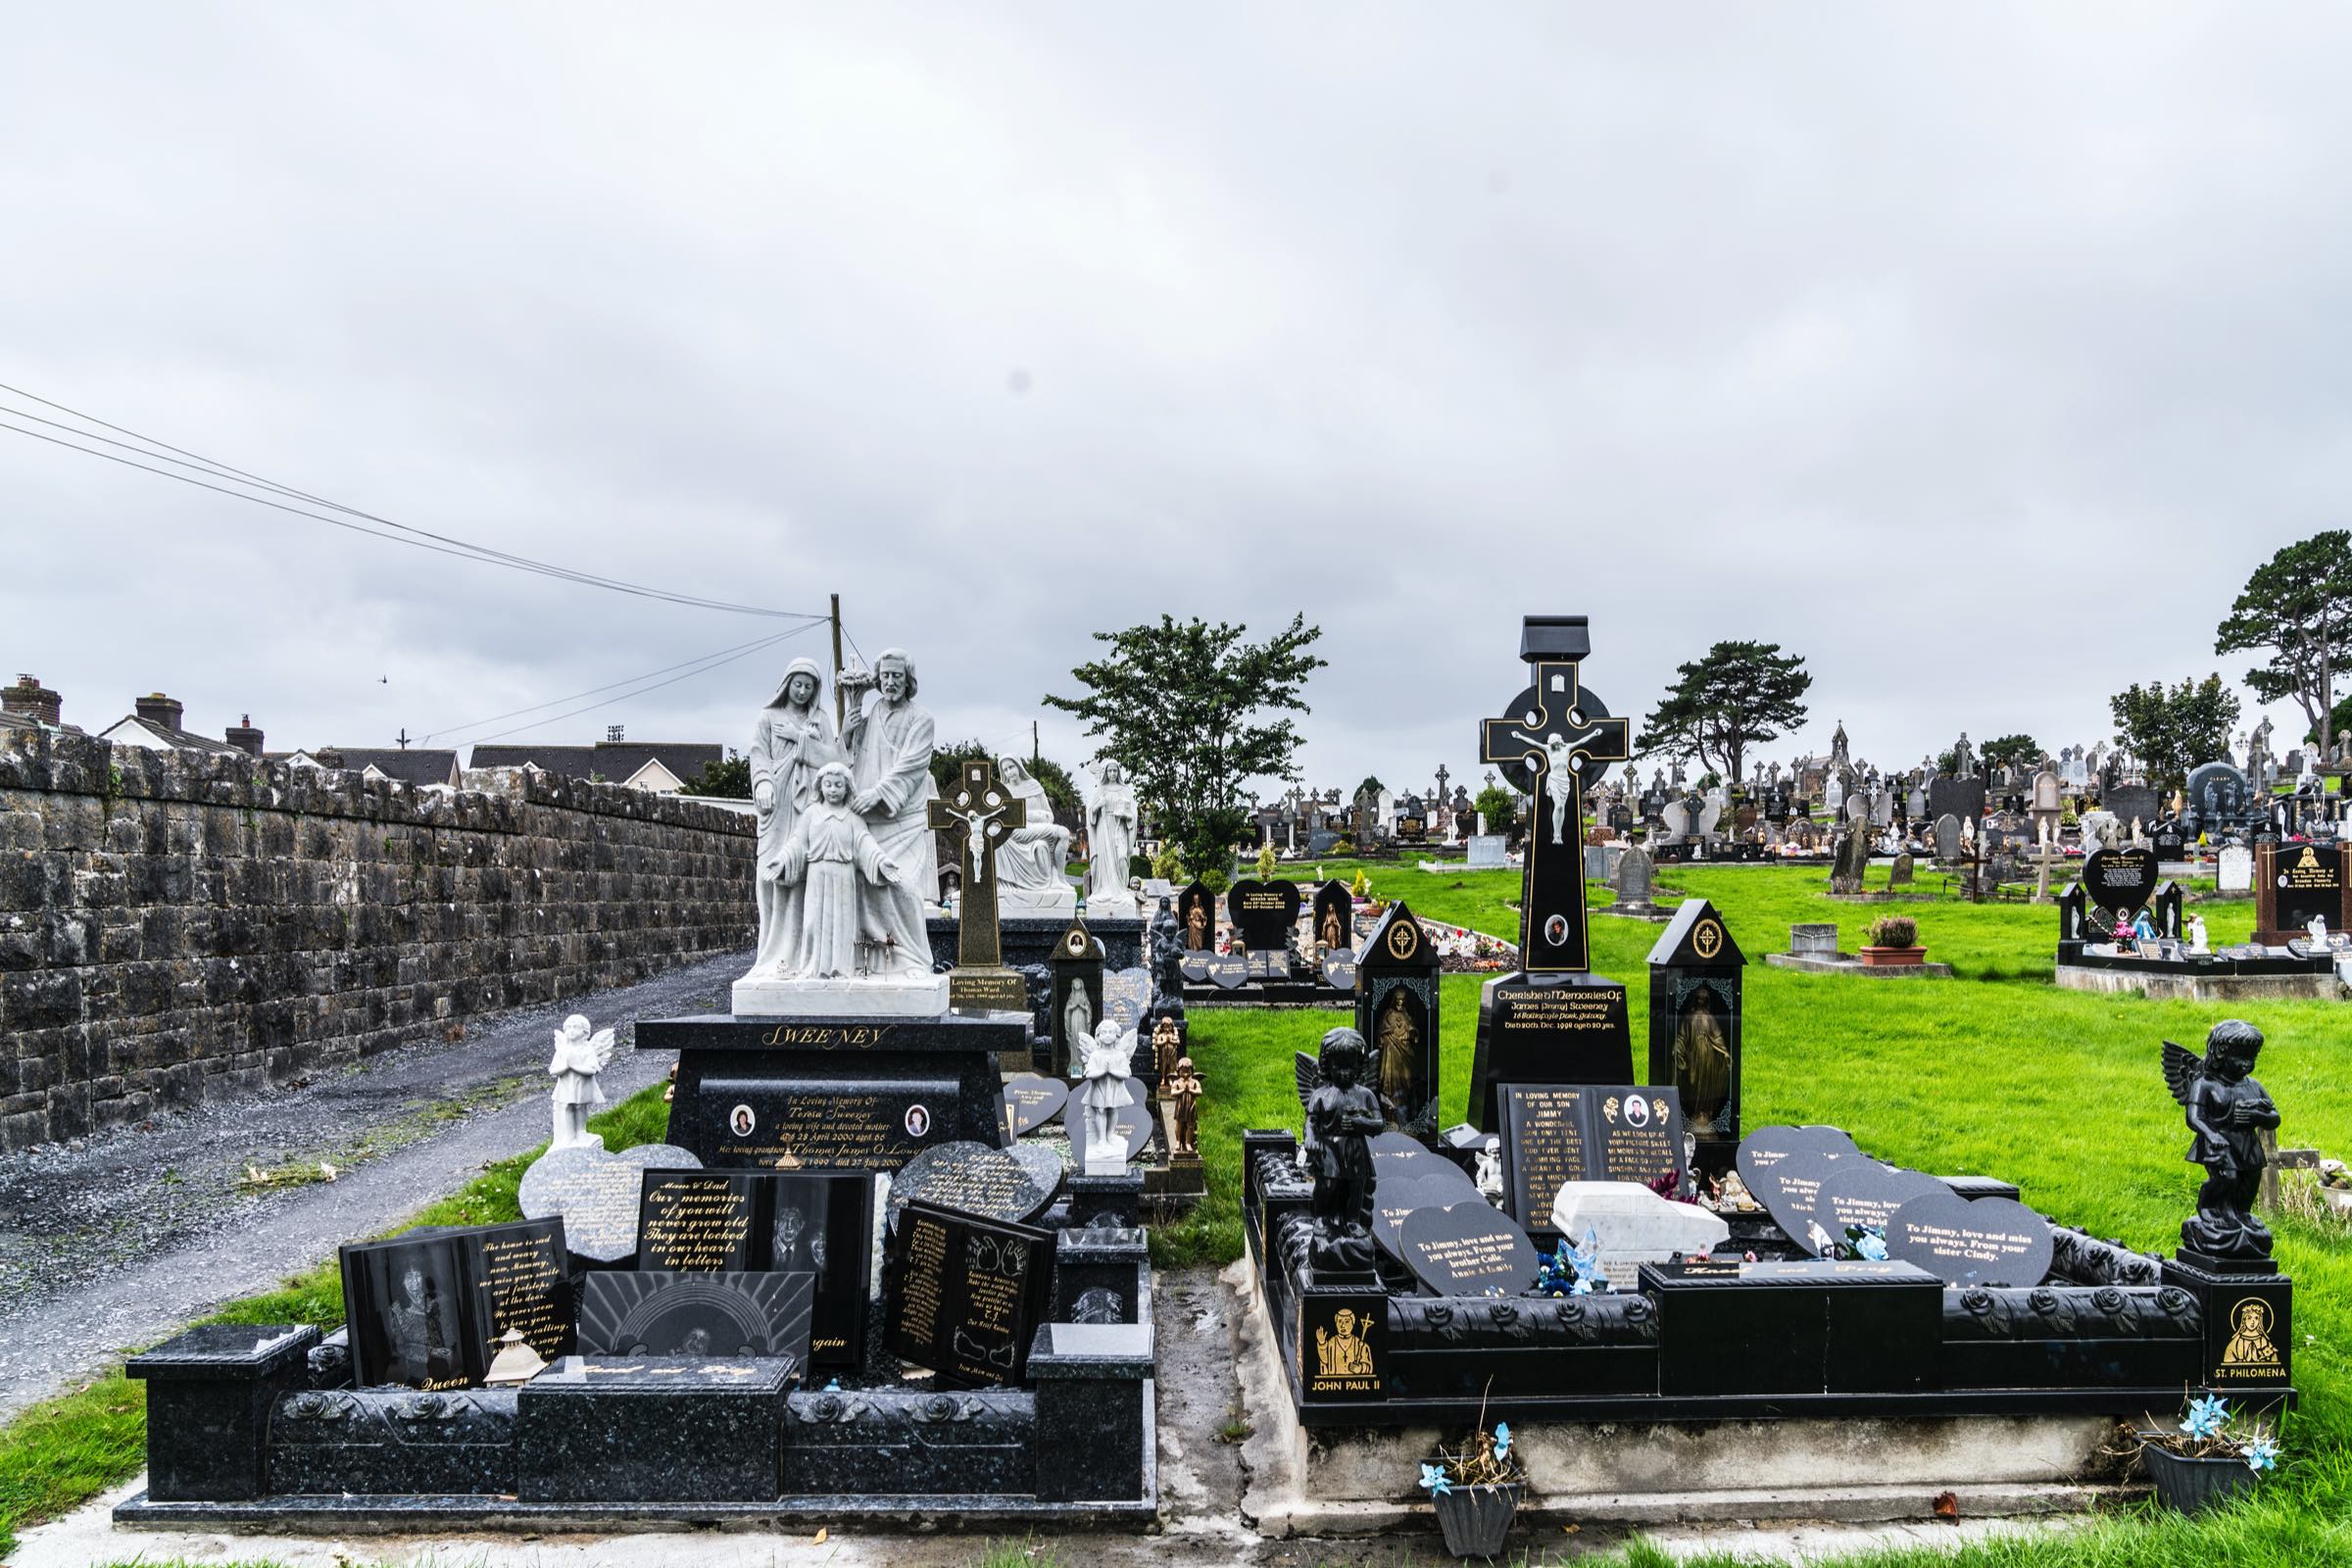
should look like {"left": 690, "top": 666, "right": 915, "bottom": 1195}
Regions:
{"left": 1478, "top": 615, "right": 1630, "bottom": 975}
{"left": 929, "top": 758, "right": 1026, "bottom": 972}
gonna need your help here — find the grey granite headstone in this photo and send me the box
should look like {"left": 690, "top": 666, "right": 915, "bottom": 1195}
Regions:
{"left": 886, "top": 1141, "right": 1055, "bottom": 1228}
{"left": 1788, "top": 922, "right": 1838, "bottom": 957}
{"left": 1466, "top": 835, "right": 1507, "bottom": 869}
{"left": 517, "top": 1142, "right": 701, "bottom": 1264}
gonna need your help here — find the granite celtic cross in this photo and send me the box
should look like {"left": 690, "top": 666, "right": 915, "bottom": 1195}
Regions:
{"left": 1478, "top": 615, "right": 1629, "bottom": 974}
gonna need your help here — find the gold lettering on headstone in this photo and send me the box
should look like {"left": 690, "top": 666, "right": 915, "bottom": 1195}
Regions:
{"left": 638, "top": 1176, "right": 755, "bottom": 1269}
{"left": 478, "top": 1231, "right": 567, "bottom": 1359}
{"left": 896, "top": 1213, "right": 947, "bottom": 1350}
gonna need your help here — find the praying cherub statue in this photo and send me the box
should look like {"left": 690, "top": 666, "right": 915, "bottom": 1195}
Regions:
{"left": 1165, "top": 1055, "right": 1203, "bottom": 1157}
{"left": 548, "top": 1013, "right": 615, "bottom": 1150}
{"left": 1077, "top": 1017, "right": 1139, "bottom": 1174}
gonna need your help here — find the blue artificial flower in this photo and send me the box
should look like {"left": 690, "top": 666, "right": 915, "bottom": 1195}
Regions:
{"left": 1419, "top": 1462, "right": 1453, "bottom": 1495}
{"left": 1493, "top": 1422, "right": 1512, "bottom": 1459}
{"left": 2180, "top": 1395, "right": 2230, "bottom": 1441}
{"left": 1857, "top": 1229, "right": 1888, "bottom": 1262}
{"left": 2244, "top": 1437, "right": 2279, "bottom": 1473}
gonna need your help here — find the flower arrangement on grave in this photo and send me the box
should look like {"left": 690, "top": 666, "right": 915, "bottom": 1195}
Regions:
{"left": 2130, "top": 1395, "right": 2282, "bottom": 1513}
{"left": 1865, "top": 914, "right": 1917, "bottom": 949}
{"left": 1834, "top": 1222, "right": 1888, "bottom": 1261}
{"left": 1533, "top": 1229, "right": 1609, "bottom": 1296}
{"left": 1418, "top": 1414, "right": 1526, "bottom": 1556}
{"left": 1349, "top": 868, "right": 1372, "bottom": 899}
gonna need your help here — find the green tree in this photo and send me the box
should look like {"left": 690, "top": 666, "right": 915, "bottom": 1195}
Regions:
{"left": 1470, "top": 782, "right": 1519, "bottom": 838}
{"left": 1354, "top": 775, "right": 1385, "bottom": 804}
{"left": 688, "top": 750, "right": 753, "bottom": 799}
{"left": 2109, "top": 675, "right": 2242, "bottom": 791}
{"left": 1634, "top": 640, "right": 1812, "bottom": 785}
{"left": 1982, "top": 734, "right": 2041, "bottom": 773}
{"left": 2214, "top": 530, "right": 2352, "bottom": 758}
{"left": 1044, "top": 613, "right": 1326, "bottom": 879}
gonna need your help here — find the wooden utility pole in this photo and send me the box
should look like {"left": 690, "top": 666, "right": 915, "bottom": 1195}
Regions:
{"left": 830, "top": 592, "right": 847, "bottom": 731}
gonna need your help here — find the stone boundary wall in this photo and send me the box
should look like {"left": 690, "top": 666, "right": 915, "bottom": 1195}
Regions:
{"left": 0, "top": 729, "right": 754, "bottom": 1151}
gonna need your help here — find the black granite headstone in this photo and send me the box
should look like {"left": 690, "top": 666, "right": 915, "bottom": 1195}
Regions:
{"left": 1396, "top": 1202, "right": 1540, "bottom": 1298}
{"left": 2082, "top": 846, "right": 2160, "bottom": 925}
{"left": 1062, "top": 1096, "right": 1152, "bottom": 1168}
{"left": 1885, "top": 1190, "right": 2054, "bottom": 1287}
{"left": 1205, "top": 953, "right": 1250, "bottom": 989}
{"left": 887, "top": 1141, "right": 1057, "bottom": 1228}
{"left": 1644, "top": 899, "right": 1745, "bottom": 1166}
{"left": 1311, "top": 879, "right": 1354, "bottom": 956}
{"left": 1812, "top": 1163, "right": 1951, "bottom": 1239}
{"left": 2269, "top": 842, "right": 2343, "bottom": 934}
{"left": 1002, "top": 1074, "right": 1070, "bottom": 1138}
{"left": 1498, "top": 1084, "right": 1687, "bottom": 1234}
{"left": 1927, "top": 776, "right": 1986, "bottom": 827}
{"left": 628, "top": 1167, "right": 874, "bottom": 1368}
{"left": 577, "top": 1271, "right": 813, "bottom": 1375}
{"left": 340, "top": 1219, "right": 571, "bottom": 1391}
{"left": 1372, "top": 1172, "right": 1484, "bottom": 1258}
{"left": 1226, "top": 879, "right": 1302, "bottom": 953}
{"left": 1736, "top": 1126, "right": 1862, "bottom": 1252}
{"left": 1354, "top": 902, "right": 1443, "bottom": 1135}
{"left": 1322, "top": 954, "right": 1360, "bottom": 993}
{"left": 884, "top": 1200, "right": 1054, "bottom": 1388}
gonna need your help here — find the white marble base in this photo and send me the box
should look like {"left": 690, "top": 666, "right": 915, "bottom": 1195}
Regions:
{"left": 1084, "top": 891, "right": 1141, "bottom": 919}
{"left": 730, "top": 970, "right": 952, "bottom": 1017}
{"left": 999, "top": 885, "right": 1078, "bottom": 917}
{"left": 1549, "top": 1179, "right": 1730, "bottom": 1262}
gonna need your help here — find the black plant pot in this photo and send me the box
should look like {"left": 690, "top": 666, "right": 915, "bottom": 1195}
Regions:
{"left": 1432, "top": 1482, "right": 1522, "bottom": 1558}
{"left": 2141, "top": 1442, "right": 2260, "bottom": 1514}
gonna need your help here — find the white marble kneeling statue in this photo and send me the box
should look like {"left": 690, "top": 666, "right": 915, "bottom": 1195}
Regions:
{"left": 995, "top": 755, "right": 1076, "bottom": 915}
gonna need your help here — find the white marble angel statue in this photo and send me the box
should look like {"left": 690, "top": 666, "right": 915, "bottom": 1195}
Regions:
{"left": 1076, "top": 1017, "right": 1138, "bottom": 1174}
{"left": 772, "top": 761, "right": 905, "bottom": 979}
{"left": 548, "top": 1012, "right": 615, "bottom": 1150}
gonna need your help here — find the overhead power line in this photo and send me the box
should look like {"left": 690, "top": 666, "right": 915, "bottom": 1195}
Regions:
{"left": 457, "top": 622, "right": 823, "bottom": 747}
{"left": 0, "top": 380, "right": 826, "bottom": 621}
{"left": 424, "top": 628, "right": 811, "bottom": 743}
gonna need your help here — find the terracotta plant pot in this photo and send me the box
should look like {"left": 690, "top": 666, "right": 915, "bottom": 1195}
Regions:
{"left": 2141, "top": 1441, "right": 2262, "bottom": 1513}
{"left": 1858, "top": 946, "right": 1927, "bottom": 966}
{"left": 1432, "top": 1482, "right": 1522, "bottom": 1558}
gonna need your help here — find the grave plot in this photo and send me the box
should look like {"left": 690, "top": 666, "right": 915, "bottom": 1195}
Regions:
{"left": 2053, "top": 841, "right": 2341, "bottom": 1001}
{"left": 113, "top": 687, "right": 1159, "bottom": 1533}
{"left": 1233, "top": 613, "right": 2299, "bottom": 1534}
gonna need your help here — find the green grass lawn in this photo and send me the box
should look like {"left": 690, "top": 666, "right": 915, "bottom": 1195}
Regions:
{"left": 1171, "top": 858, "right": 2352, "bottom": 1564}
{"left": 6, "top": 862, "right": 2347, "bottom": 1564}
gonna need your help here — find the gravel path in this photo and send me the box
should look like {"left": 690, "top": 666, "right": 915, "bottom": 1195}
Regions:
{"left": 0, "top": 951, "right": 746, "bottom": 1420}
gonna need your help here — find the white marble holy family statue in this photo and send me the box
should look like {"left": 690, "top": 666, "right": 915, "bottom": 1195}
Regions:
{"left": 731, "top": 650, "right": 950, "bottom": 1016}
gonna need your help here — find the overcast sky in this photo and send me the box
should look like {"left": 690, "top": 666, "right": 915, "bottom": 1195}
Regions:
{"left": 5, "top": 4, "right": 2343, "bottom": 803}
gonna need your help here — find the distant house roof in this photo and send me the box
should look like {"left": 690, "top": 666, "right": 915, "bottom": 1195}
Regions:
{"left": 466, "top": 740, "right": 721, "bottom": 792}
{"left": 98, "top": 713, "right": 243, "bottom": 756}
{"left": 284, "top": 748, "right": 462, "bottom": 789}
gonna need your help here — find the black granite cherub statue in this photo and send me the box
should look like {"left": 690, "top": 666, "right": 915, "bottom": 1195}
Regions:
{"left": 2164, "top": 1020, "right": 2282, "bottom": 1268}
{"left": 1294, "top": 1027, "right": 1385, "bottom": 1274}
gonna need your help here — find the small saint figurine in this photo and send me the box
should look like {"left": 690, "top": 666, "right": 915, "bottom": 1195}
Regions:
{"left": 1165, "top": 1054, "right": 1203, "bottom": 1157}
{"left": 2308, "top": 914, "right": 2330, "bottom": 949}
{"left": 1077, "top": 1018, "right": 1139, "bottom": 1174}
{"left": 2164, "top": 1021, "right": 2282, "bottom": 1267}
{"left": 1152, "top": 1013, "right": 1184, "bottom": 1081}
{"left": 548, "top": 1013, "right": 615, "bottom": 1150}
{"left": 1294, "top": 1027, "right": 1385, "bottom": 1262}
{"left": 2186, "top": 913, "right": 2210, "bottom": 955}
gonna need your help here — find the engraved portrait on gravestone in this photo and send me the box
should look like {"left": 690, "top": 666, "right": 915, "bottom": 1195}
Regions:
{"left": 385, "top": 1254, "right": 457, "bottom": 1388}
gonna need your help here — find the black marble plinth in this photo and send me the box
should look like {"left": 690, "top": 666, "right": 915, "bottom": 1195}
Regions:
{"left": 270, "top": 1385, "right": 517, "bottom": 1496}
{"left": 1029, "top": 1322, "right": 1154, "bottom": 1504}
{"left": 1641, "top": 1259, "right": 1941, "bottom": 1396}
{"left": 1052, "top": 1223, "right": 1149, "bottom": 1324}
{"left": 2163, "top": 1257, "right": 2296, "bottom": 1396}
{"left": 645, "top": 1014, "right": 1019, "bottom": 1168}
{"left": 1065, "top": 1170, "right": 1145, "bottom": 1230}
{"left": 516, "top": 1355, "right": 792, "bottom": 1503}
{"left": 127, "top": 1325, "right": 320, "bottom": 1502}
{"left": 1466, "top": 972, "right": 1633, "bottom": 1132}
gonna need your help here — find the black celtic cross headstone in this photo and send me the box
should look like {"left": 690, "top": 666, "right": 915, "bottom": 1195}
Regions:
{"left": 1465, "top": 616, "right": 1636, "bottom": 1130}
{"left": 1476, "top": 618, "right": 1631, "bottom": 972}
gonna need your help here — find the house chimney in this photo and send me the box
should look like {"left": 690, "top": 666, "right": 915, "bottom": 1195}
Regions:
{"left": 3, "top": 674, "right": 62, "bottom": 726}
{"left": 134, "top": 692, "right": 185, "bottom": 732}
{"left": 225, "top": 713, "right": 265, "bottom": 757}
